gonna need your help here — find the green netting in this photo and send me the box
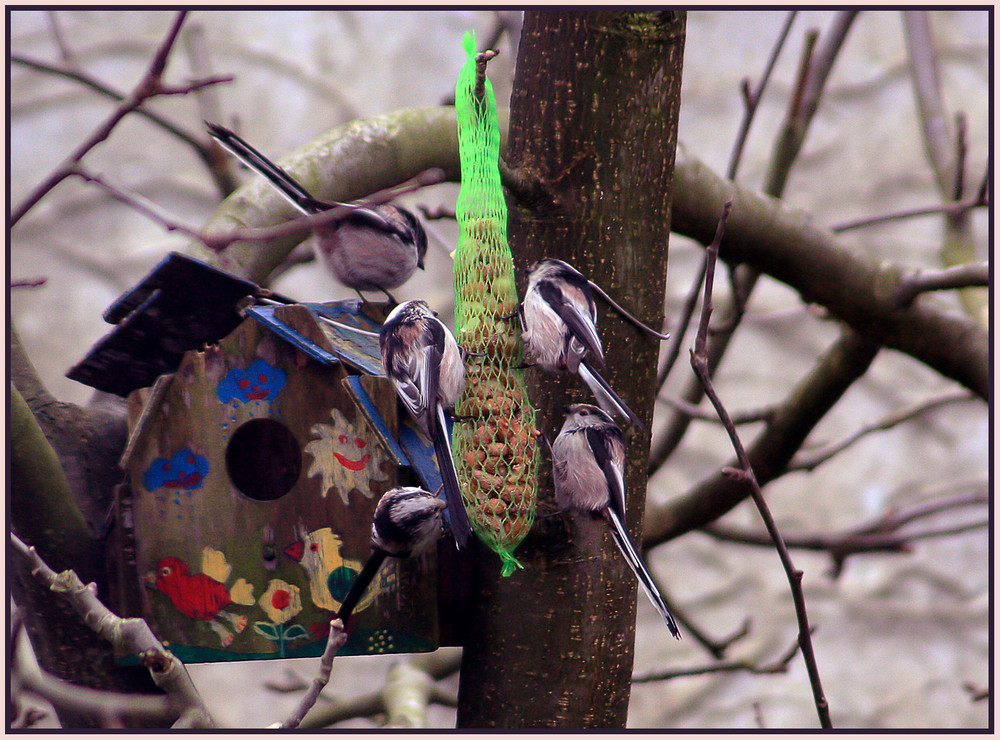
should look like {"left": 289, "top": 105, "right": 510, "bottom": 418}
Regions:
{"left": 452, "top": 31, "right": 539, "bottom": 576}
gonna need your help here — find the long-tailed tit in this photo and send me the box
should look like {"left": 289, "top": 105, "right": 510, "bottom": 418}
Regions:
{"left": 379, "top": 300, "right": 472, "bottom": 548}
{"left": 207, "top": 123, "right": 427, "bottom": 301}
{"left": 337, "top": 486, "right": 446, "bottom": 623}
{"left": 521, "top": 258, "right": 643, "bottom": 428}
{"left": 551, "top": 403, "right": 680, "bottom": 638}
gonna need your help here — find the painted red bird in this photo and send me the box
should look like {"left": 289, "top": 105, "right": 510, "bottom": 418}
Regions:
{"left": 153, "top": 556, "right": 232, "bottom": 620}
{"left": 150, "top": 555, "right": 254, "bottom": 645}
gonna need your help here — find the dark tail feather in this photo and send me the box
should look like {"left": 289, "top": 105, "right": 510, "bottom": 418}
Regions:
{"left": 434, "top": 404, "right": 472, "bottom": 548}
{"left": 336, "top": 549, "right": 387, "bottom": 624}
{"left": 206, "top": 122, "right": 327, "bottom": 215}
{"left": 578, "top": 361, "right": 645, "bottom": 431}
{"left": 606, "top": 509, "right": 681, "bottom": 639}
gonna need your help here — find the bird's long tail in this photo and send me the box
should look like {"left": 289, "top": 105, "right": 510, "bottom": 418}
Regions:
{"left": 606, "top": 508, "right": 681, "bottom": 639}
{"left": 433, "top": 404, "right": 472, "bottom": 549}
{"left": 336, "top": 549, "right": 387, "bottom": 624}
{"left": 578, "top": 360, "right": 644, "bottom": 430}
{"left": 206, "top": 122, "right": 326, "bottom": 215}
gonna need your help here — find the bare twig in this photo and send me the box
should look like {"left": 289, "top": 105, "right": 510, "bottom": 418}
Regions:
{"left": 632, "top": 631, "right": 804, "bottom": 683}
{"left": 299, "top": 649, "right": 462, "bottom": 729}
{"left": 275, "top": 619, "right": 349, "bottom": 729}
{"left": 690, "top": 202, "right": 831, "bottom": 728}
{"left": 11, "top": 12, "right": 232, "bottom": 227}
{"left": 787, "top": 389, "right": 977, "bottom": 471}
{"left": 726, "top": 10, "right": 797, "bottom": 179}
{"left": 9, "top": 53, "right": 235, "bottom": 194}
{"left": 46, "top": 10, "right": 77, "bottom": 67}
{"left": 474, "top": 48, "right": 500, "bottom": 103}
{"left": 9, "top": 532, "right": 215, "bottom": 728}
{"left": 830, "top": 192, "right": 988, "bottom": 232}
{"left": 11, "top": 278, "right": 48, "bottom": 289}
{"left": 654, "top": 252, "right": 707, "bottom": 389}
{"left": 894, "top": 262, "right": 990, "bottom": 307}
{"left": 656, "top": 395, "right": 774, "bottom": 425}
{"left": 649, "top": 584, "right": 751, "bottom": 660}
{"left": 705, "top": 489, "right": 988, "bottom": 577}
{"left": 70, "top": 166, "right": 208, "bottom": 242}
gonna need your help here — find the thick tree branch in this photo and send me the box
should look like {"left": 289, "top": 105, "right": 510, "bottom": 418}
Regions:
{"left": 670, "top": 145, "right": 988, "bottom": 399}
{"left": 903, "top": 10, "right": 987, "bottom": 324}
{"left": 10, "top": 533, "right": 215, "bottom": 728}
{"left": 10, "top": 383, "right": 95, "bottom": 572}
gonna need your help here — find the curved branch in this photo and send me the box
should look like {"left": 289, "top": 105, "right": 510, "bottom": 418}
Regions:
{"left": 10, "top": 382, "right": 95, "bottom": 572}
{"left": 10, "top": 533, "right": 214, "bottom": 727}
{"left": 670, "top": 144, "right": 989, "bottom": 399}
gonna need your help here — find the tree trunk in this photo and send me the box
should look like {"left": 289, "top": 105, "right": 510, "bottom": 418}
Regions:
{"left": 456, "top": 10, "right": 685, "bottom": 728}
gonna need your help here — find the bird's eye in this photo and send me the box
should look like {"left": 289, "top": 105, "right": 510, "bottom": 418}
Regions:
{"left": 160, "top": 567, "right": 171, "bottom": 576}
{"left": 309, "top": 543, "right": 319, "bottom": 552}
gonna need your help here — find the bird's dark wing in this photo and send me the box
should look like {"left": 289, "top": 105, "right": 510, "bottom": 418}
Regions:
{"left": 537, "top": 278, "right": 605, "bottom": 369}
{"left": 381, "top": 327, "right": 429, "bottom": 435}
{"left": 584, "top": 423, "right": 626, "bottom": 522}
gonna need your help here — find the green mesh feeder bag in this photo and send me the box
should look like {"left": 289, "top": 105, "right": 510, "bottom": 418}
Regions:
{"left": 452, "top": 32, "right": 540, "bottom": 576}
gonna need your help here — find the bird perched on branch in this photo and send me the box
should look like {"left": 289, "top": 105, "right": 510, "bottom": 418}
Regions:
{"left": 520, "top": 258, "right": 643, "bottom": 428}
{"left": 379, "top": 300, "right": 472, "bottom": 548}
{"left": 551, "top": 403, "right": 680, "bottom": 639}
{"left": 336, "top": 486, "right": 447, "bottom": 624}
{"left": 207, "top": 122, "right": 427, "bottom": 302}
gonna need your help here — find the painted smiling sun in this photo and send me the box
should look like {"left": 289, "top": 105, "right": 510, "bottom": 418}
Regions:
{"left": 304, "top": 408, "right": 389, "bottom": 504}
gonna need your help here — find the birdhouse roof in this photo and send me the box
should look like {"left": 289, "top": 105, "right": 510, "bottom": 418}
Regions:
{"left": 66, "top": 252, "right": 387, "bottom": 396}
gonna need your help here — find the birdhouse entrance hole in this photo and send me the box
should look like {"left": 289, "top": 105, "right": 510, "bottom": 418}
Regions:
{"left": 225, "top": 418, "right": 302, "bottom": 501}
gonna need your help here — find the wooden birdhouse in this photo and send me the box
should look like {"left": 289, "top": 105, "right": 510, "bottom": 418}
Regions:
{"left": 68, "top": 253, "right": 463, "bottom": 663}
